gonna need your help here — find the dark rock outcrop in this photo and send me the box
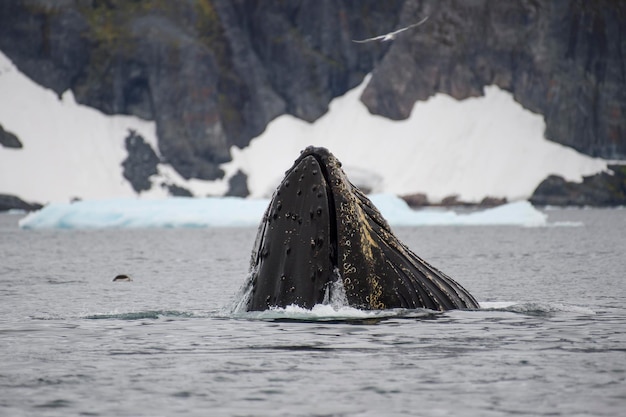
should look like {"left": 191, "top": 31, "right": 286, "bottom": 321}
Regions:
{"left": 478, "top": 196, "right": 508, "bottom": 208}
{"left": 401, "top": 193, "right": 430, "bottom": 207}
{"left": 400, "top": 193, "right": 507, "bottom": 207}
{"left": 224, "top": 169, "right": 250, "bottom": 198}
{"left": 0, "top": 194, "right": 43, "bottom": 212}
{"left": 530, "top": 165, "right": 626, "bottom": 206}
{"left": 0, "top": 124, "right": 22, "bottom": 148}
{"left": 121, "top": 130, "right": 160, "bottom": 193}
{"left": 162, "top": 183, "right": 193, "bottom": 197}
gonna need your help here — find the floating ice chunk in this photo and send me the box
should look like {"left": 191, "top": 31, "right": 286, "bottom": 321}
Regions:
{"left": 18, "top": 197, "right": 267, "bottom": 229}
{"left": 18, "top": 194, "right": 547, "bottom": 229}
{"left": 368, "top": 195, "right": 547, "bottom": 227}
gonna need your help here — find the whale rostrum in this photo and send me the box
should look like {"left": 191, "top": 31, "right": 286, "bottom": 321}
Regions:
{"left": 243, "top": 146, "right": 479, "bottom": 311}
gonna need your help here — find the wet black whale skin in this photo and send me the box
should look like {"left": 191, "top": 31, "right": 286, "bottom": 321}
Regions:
{"left": 246, "top": 147, "right": 479, "bottom": 312}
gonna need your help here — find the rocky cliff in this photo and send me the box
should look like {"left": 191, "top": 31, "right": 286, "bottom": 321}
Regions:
{"left": 0, "top": 0, "right": 399, "bottom": 180}
{"left": 0, "top": 0, "right": 624, "bottom": 183}
{"left": 363, "top": 0, "right": 626, "bottom": 159}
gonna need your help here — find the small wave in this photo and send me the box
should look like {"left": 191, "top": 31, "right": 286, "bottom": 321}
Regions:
{"left": 548, "top": 221, "right": 584, "bottom": 227}
{"left": 35, "top": 399, "right": 72, "bottom": 409}
{"left": 231, "top": 304, "right": 439, "bottom": 323}
{"left": 84, "top": 310, "right": 196, "bottom": 320}
{"left": 480, "top": 301, "right": 596, "bottom": 316}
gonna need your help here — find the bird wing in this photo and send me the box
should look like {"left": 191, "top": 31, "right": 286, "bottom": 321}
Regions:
{"left": 388, "top": 16, "right": 430, "bottom": 36}
{"left": 351, "top": 34, "right": 389, "bottom": 44}
{"left": 352, "top": 16, "right": 429, "bottom": 43}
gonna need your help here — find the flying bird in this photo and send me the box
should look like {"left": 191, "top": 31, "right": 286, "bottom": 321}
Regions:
{"left": 352, "top": 16, "right": 429, "bottom": 43}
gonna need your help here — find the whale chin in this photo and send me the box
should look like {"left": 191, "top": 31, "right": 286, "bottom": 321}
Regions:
{"left": 243, "top": 146, "right": 479, "bottom": 312}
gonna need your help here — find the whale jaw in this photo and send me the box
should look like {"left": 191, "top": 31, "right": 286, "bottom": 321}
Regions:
{"left": 246, "top": 150, "right": 335, "bottom": 310}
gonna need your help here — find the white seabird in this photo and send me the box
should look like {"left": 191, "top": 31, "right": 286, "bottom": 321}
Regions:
{"left": 352, "top": 16, "right": 429, "bottom": 43}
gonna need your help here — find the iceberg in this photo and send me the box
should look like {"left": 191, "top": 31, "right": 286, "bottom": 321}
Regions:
{"left": 18, "top": 195, "right": 546, "bottom": 229}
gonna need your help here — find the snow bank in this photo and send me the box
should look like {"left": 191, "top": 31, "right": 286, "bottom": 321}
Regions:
{"left": 18, "top": 195, "right": 546, "bottom": 229}
{"left": 0, "top": 51, "right": 227, "bottom": 203}
{"left": 223, "top": 76, "right": 607, "bottom": 201}
{"left": 0, "top": 50, "right": 607, "bottom": 205}
{"left": 0, "top": 52, "right": 153, "bottom": 202}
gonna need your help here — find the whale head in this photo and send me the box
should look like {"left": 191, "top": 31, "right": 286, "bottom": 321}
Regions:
{"left": 244, "top": 146, "right": 479, "bottom": 311}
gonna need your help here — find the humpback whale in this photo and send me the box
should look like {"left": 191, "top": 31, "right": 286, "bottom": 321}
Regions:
{"left": 244, "top": 146, "right": 479, "bottom": 312}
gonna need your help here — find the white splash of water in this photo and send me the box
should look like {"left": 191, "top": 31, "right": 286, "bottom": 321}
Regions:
{"left": 480, "top": 301, "right": 596, "bottom": 315}
{"left": 240, "top": 304, "right": 435, "bottom": 322}
{"left": 328, "top": 267, "right": 349, "bottom": 308}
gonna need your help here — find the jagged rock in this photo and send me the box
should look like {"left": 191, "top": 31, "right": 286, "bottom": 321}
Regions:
{"left": 440, "top": 195, "right": 462, "bottom": 207}
{"left": 162, "top": 183, "right": 193, "bottom": 197}
{"left": 224, "top": 169, "right": 250, "bottom": 198}
{"left": 478, "top": 197, "right": 508, "bottom": 208}
{"left": 121, "top": 130, "right": 159, "bottom": 193}
{"left": 0, "top": 194, "right": 43, "bottom": 212}
{"left": 0, "top": 124, "right": 22, "bottom": 148}
{"left": 530, "top": 165, "right": 626, "bottom": 206}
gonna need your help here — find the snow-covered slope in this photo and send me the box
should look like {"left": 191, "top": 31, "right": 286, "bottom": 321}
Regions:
{"left": 0, "top": 50, "right": 607, "bottom": 205}
{"left": 225, "top": 76, "right": 607, "bottom": 201}
{"left": 0, "top": 51, "right": 226, "bottom": 203}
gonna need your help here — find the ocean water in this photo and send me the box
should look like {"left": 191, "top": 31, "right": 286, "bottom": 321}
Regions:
{"left": 1, "top": 208, "right": 625, "bottom": 417}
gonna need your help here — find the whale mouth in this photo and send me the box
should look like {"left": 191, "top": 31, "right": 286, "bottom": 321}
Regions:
{"left": 299, "top": 151, "right": 340, "bottom": 268}
{"left": 246, "top": 147, "right": 342, "bottom": 311}
{"left": 277, "top": 150, "right": 342, "bottom": 271}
